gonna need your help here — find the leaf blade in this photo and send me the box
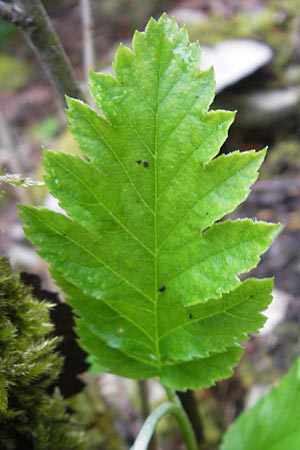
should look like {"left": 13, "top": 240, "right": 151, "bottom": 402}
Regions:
{"left": 20, "top": 14, "right": 279, "bottom": 390}
{"left": 221, "top": 358, "right": 300, "bottom": 450}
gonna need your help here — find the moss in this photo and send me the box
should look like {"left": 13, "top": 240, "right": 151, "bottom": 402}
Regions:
{"left": 0, "top": 257, "right": 86, "bottom": 449}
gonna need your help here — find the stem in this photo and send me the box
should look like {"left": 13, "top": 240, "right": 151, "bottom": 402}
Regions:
{"left": 9, "top": 0, "right": 85, "bottom": 107}
{"left": 165, "top": 386, "right": 179, "bottom": 403}
{"left": 80, "top": 0, "right": 95, "bottom": 80}
{"left": 80, "top": 0, "right": 96, "bottom": 107}
{"left": 138, "top": 380, "right": 151, "bottom": 420}
{"left": 138, "top": 380, "right": 156, "bottom": 450}
{"left": 131, "top": 398, "right": 198, "bottom": 450}
{"left": 177, "top": 390, "right": 206, "bottom": 448}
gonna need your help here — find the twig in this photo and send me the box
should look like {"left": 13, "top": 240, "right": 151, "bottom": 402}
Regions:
{"left": 80, "top": 0, "right": 95, "bottom": 83}
{"left": 138, "top": 380, "right": 151, "bottom": 422}
{"left": 138, "top": 380, "right": 156, "bottom": 450}
{"left": 0, "top": 1, "right": 28, "bottom": 28}
{"left": 2, "top": 0, "right": 84, "bottom": 107}
{"left": 177, "top": 390, "right": 206, "bottom": 448}
{"left": 0, "top": 109, "right": 31, "bottom": 204}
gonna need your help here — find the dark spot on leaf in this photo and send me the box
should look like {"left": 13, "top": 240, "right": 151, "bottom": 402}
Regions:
{"left": 136, "top": 159, "right": 142, "bottom": 164}
{"left": 143, "top": 161, "right": 149, "bottom": 167}
{"left": 158, "top": 285, "right": 166, "bottom": 292}
{"left": 205, "top": 212, "right": 209, "bottom": 216}
{"left": 189, "top": 313, "right": 193, "bottom": 319}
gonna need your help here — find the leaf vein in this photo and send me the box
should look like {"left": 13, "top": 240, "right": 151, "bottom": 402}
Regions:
{"left": 158, "top": 155, "right": 254, "bottom": 249}
{"left": 165, "top": 225, "right": 264, "bottom": 284}
{"left": 29, "top": 210, "right": 154, "bottom": 303}
{"left": 52, "top": 156, "right": 155, "bottom": 256}
{"left": 82, "top": 112, "right": 155, "bottom": 215}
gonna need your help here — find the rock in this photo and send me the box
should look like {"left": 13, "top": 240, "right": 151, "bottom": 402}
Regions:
{"left": 245, "top": 384, "right": 272, "bottom": 410}
{"left": 260, "top": 289, "right": 291, "bottom": 336}
{"left": 7, "top": 244, "right": 41, "bottom": 269}
{"left": 216, "top": 86, "right": 300, "bottom": 129}
{"left": 200, "top": 39, "right": 273, "bottom": 93}
{"left": 247, "top": 87, "right": 299, "bottom": 114}
{"left": 43, "top": 193, "right": 66, "bottom": 214}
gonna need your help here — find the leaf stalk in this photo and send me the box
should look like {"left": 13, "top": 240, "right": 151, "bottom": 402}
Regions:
{"left": 131, "top": 393, "right": 198, "bottom": 450}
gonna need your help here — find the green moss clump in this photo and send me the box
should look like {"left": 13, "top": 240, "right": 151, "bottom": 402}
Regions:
{"left": 0, "top": 257, "right": 86, "bottom": 449}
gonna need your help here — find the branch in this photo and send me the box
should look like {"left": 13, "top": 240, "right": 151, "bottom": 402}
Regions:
{"left": 137, "top": 380, "right": 156, "bottom": 450}
{"left": 3, "top": 0, "right": 85, "bottom": 107}
{"left": 0, "top": 1, "right": 29, "bottom": 28}
{"left": 80, "top": 0, "right": 95, "bottom": 80}
{"left": 80, "top": 0, "right": 96, "bottom": 107}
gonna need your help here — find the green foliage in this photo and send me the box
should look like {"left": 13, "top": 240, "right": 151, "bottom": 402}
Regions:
{"left": 20, "top": 14, "right": 279, "bottom": 391}
{"left": 0, "top": 54, "right": 31, "bottom": 92}
{"left": 221, "top": 358, "right": 300, "bottom": 450}
{"left": 0, "top": 258, "right": 85, "bottom": 449}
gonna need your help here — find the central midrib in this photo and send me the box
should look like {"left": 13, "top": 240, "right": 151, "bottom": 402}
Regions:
{"left": 154, "top": 36, "right": 164, "bottom": 374}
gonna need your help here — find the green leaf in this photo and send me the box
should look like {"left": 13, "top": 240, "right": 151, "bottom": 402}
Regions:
{"left": 19, "top": 14, "right": 279, "bottom": 390}
{"left": 221, "top": 358, "right": 300, "bottom": 450}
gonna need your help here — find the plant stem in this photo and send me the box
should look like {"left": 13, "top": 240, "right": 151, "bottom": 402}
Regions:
{"left": 177, "top": 390, "right": 206, "bottom": 448}
{"left": 80, "top": 0, "right": 96, "bottom": 107}
{"left": 80, "top": 0, "right": 95, "bottom": 80}
{"left": 138, "top": 380, "right": 151, "bottom": 420}
{"left": 166, "top": 387, "right": 205, "bottom": 448}
{"left": 138, "top": 380, "right": 156, "bottom": 450}
{"left": 165, "top": 386, "right": 179, "bottom": 403}
{"left": 9, "top": 0, "right": 85, "bottom": 107}
{"left": 131, "top": 396, "right": 198, "bottom": 450}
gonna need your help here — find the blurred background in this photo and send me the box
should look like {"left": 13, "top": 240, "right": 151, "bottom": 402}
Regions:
{"left": 1, "top": 1, "right": 300, "bottom": 449}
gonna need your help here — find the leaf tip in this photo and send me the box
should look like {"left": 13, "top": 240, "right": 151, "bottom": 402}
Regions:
{"left": 65, "top": 95, "right": 80, "bottom": 113}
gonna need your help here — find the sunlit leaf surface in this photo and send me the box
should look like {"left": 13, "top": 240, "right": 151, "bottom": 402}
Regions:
{"left": 20, "top": 15, "right": 279, "bottom": 390}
